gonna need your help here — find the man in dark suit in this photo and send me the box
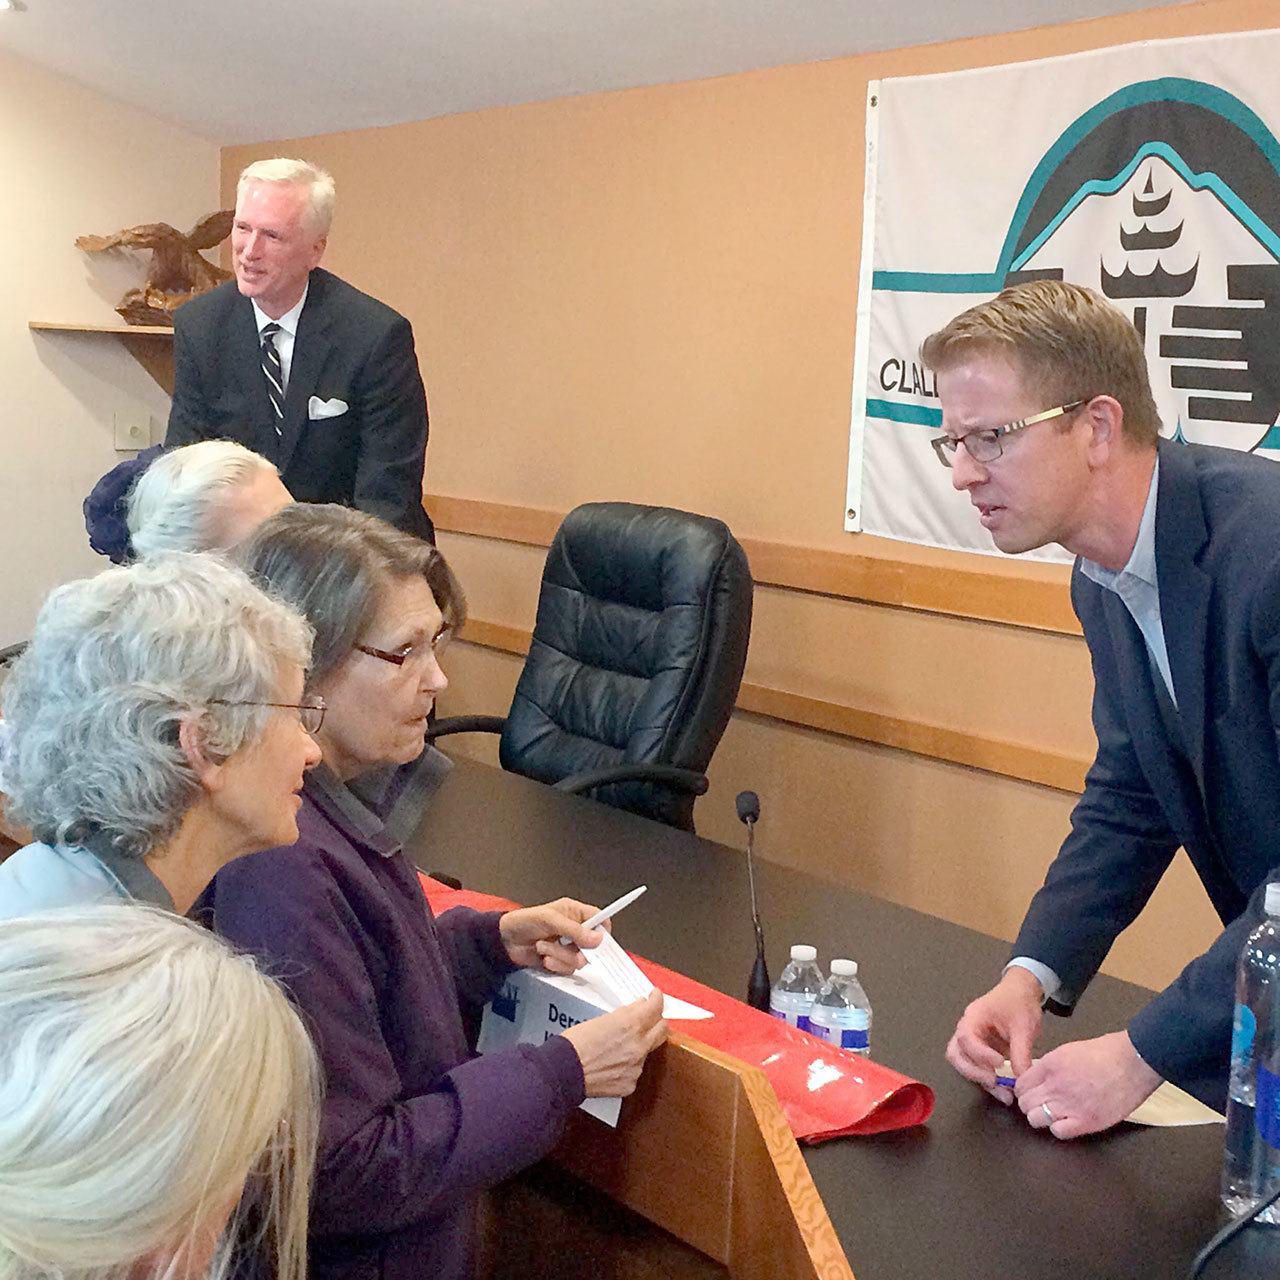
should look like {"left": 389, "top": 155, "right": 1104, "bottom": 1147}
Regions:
{"left": 166, "top": 158, "right": 433, "bottom": 541}
{"left": 928, "top": 280, "right": 1280, "bottom": 1136}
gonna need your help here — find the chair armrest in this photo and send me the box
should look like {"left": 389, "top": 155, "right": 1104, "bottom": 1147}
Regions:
{"left": 423, "top": 714, "right": 507, "bottom": 743}
{"left": 555, "top": 764, "right": 709, "bottom": 796}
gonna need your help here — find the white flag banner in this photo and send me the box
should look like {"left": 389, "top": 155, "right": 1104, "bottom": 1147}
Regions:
{"left": 847, "top": 29, "right": 1280, "bottom": 561}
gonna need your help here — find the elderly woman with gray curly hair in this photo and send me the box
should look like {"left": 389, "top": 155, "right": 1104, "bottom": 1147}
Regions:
{"left": 0, "top": 552, "right": 321, "bottom": 919}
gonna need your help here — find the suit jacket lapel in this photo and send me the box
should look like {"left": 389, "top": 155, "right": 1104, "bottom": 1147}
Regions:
{"left": 277, "top": 270, "right": 334, "bottom": 474}
{"left": 1155, "top": 439, "right": 1211, "bottom": 784}
{"left": 1102, "top": 588, "right": 1180, "bottom": 765}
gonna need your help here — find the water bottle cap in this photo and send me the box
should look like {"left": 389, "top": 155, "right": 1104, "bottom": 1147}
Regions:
{"left": 830, "top": 958, "right": 858, "bottom": 977}
{"left": 1266, "top": 882, "right": 1280, "bottom": 918}
{"left": 790, "top": 944, "right": 817, "bottom": 962}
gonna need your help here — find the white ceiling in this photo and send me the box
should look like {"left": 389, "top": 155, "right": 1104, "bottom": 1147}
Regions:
{"left": 2, "top": 1, "right": 1173, "bottom": 145}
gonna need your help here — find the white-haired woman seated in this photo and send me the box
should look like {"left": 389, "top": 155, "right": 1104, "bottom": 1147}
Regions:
{"left": 83, "top": 439, "right": 291, "bottom": 563}
{"left": 0, "top": 553, "right": 320, "bottom": 918}
{"left": 0, "top": 441, "right": 293, "bottom": 827}
{"left": 0, "top": 903, "right": 317, "bottom": 1280}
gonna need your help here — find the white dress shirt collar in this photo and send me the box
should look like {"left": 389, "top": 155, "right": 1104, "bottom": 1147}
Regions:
{"left": 251, "top": 282, "right": 308, "bottom": 339}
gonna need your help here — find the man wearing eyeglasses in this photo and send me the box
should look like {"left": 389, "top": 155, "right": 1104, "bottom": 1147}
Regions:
{"left": 929, "top": 279, "right": 1280, "bottom": 1138}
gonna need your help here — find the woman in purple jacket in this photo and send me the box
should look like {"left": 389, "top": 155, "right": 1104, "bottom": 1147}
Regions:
{"left": 208, "top": 504, "right": 666, "bottom": 1280}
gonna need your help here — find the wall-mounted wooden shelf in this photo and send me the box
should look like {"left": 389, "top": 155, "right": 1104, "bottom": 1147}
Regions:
{"left": 29, "top": 320, "right": 175, "bottom": 393}
{"left": 29, "top": 321, "right": 173, "bottom": 336}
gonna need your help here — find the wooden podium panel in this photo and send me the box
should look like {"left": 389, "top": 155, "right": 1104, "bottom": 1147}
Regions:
{"left": 547, "top": 1032, "right": 854, "bottom": 1280}
{"left": 484, "top": 1163, "right": 727, "bottom": 1280}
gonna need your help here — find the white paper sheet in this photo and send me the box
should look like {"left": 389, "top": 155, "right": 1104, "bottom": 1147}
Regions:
{"left": 548, "top": 932, "right": 713, "bottom": 1019}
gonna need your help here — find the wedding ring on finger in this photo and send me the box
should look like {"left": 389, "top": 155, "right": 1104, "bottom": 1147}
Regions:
{"left": 1041, "top": 1102, "right": 1055, "bottom": 1124}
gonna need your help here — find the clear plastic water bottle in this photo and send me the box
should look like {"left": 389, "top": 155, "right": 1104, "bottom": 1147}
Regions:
{"left": 769, "top": 944, "right": 823, "bottom": 1032}
{"left": 808, "top": 958, "right": 872, "bottom": 1055}
{"left": 1222, "top": 882, "right": 1280, "bottom": 1222}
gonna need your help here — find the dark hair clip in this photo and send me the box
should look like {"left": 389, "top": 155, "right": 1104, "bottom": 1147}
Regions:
{"left": 83, "top": 445, "right": 166, "bottom": 564}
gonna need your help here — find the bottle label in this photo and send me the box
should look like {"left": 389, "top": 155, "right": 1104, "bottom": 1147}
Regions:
{"left": 809, "top": 1020, "right": 869, "bottom": 1051}
{"left": 796, "top": 1014, "right": 811, "bottom": 1033}
{"left": 1256, "top": 1063, "right": 1280, "bottom": 1149}
{"left": 1232, "top": 1003, "right": 1257, "bottom": 1066}
{"left": 838, "top": 1027, "right": 870, "bottom": 1051}
{"left": 770, "top": 1007, "right": 795, "bottom": 1026}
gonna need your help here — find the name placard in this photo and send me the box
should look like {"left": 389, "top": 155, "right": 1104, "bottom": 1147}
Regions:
{"left": 477, "top": 967, "right": 621, "bottom": 1126}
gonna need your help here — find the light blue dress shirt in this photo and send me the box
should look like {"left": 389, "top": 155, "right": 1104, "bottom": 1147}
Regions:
{"left": 1077, "top": 456, "right": 1174, "bottom": 706}
{"left": 1009, "top": 458, "right": 1168, "bottom": 1002}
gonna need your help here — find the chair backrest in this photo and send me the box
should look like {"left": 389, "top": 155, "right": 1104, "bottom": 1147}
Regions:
{"left": 499, "top": 502, "right": 752, "bottom": 828}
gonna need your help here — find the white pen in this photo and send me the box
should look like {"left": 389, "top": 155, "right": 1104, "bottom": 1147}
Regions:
{"left": 558, "top": 884, "right": 648, "bottom": 946}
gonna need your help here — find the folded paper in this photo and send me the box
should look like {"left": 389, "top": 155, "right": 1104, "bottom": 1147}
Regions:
{"left": 1128, "top": 1082, "right": 1225, "bottom": 1127}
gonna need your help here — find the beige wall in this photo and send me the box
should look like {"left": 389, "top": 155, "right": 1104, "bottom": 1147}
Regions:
{"left": 0, "top": 48, "right": 218, "bottom": 645}
{"left": 223, "top": 0, "right": 1275, "bottom": 992}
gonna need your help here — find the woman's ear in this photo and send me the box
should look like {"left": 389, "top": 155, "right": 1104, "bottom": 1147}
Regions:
{"left": 178, "top": 716, "right": 225, "bottom": 794}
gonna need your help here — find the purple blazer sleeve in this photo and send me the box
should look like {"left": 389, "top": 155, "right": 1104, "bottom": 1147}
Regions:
{"left": 212, "top": 844, "right": 585, "bottom": 1238}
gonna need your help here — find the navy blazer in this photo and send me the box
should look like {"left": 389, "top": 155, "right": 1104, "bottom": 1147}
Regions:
{"left": 166, "top": 267, "right": 433, "bottom": 540}
{"left": 1014, "top": 439, "right": 1280, "bottom": 1107}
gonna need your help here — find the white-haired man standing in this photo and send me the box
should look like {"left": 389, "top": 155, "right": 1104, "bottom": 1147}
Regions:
{"left": 166, "top": 158, "right": 434, "bottom": 541}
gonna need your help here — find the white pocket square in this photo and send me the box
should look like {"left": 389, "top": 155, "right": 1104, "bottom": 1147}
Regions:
{"left": 308, "top": 396, "right": 349, "bottom": 420}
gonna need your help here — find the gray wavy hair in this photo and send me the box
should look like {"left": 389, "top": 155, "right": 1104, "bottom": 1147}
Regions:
{"left": 0, "top": 904, "right": 318, "bottom": 1280}
{"left": 1, "top": 553, "right": 312, "bottom": 858}
{"left": 127, "top": 440, "right": 280, "bottom": 558}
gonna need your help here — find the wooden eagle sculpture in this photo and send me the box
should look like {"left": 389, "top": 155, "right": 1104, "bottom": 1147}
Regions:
{"left": 75, "top": 210, "right": 234, "bottom": 326}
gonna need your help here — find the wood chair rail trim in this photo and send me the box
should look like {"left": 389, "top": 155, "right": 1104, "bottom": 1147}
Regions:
{"left": 426, "top": 493, "right": 1081, "bottom": 637}
{"left": 457, "top": 616, "right": 1089, "bottom": 795}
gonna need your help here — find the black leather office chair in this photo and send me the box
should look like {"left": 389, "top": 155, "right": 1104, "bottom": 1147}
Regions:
{"left": 427, "top": 502, "right": 752, "bottom": 830}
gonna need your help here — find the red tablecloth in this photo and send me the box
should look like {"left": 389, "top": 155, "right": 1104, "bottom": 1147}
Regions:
{"left": 421, "top": 874, "right": 934, "bottom": 1143}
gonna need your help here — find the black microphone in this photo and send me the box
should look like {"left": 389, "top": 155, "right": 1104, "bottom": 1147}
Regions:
{"left": 736, "top": 790, "right": 770, "bottom": 1011}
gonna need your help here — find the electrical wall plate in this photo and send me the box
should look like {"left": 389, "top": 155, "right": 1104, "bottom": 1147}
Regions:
{"left": 112, "top": 410, "right": 153, "bottom": 452}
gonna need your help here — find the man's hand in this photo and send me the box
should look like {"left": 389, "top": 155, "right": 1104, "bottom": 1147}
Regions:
{"left": 946, "top": 967, "right": 1045, "bottom": 1104}
{"left": 1014, "top": 1031, "right": 1162, "bottom": 1139}
{"left": 498, "top": 898, "right": 607, "bottom": 974}
{"left": 562, "top": 989, "right": 668, "bottom": 1097}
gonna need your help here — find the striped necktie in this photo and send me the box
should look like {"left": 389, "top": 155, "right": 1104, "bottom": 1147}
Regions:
{"left": 260, "top": 322, "right": 285, "bottom": 432}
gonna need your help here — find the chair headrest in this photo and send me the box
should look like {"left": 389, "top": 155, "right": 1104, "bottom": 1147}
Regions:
{"left": 547, "top": 502, "right": 738, "bottom": 613}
